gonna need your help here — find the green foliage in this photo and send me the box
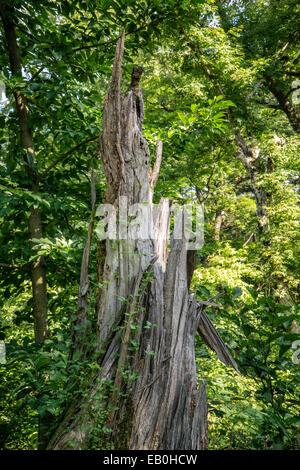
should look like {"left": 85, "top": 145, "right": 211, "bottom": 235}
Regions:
{"left": 0, "top": 0, "right": 299, "bottom": 450}
{"left": 195, "top": 289, "right": 300, "bottom": 449}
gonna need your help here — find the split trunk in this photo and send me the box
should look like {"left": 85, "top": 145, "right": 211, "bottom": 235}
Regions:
{"left": 48, "top": 33, "right": 238, "bottom": 450}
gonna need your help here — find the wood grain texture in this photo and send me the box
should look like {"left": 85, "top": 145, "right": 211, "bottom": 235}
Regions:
{"left": 49, "top": 34, "right": 238, "bottom": 451}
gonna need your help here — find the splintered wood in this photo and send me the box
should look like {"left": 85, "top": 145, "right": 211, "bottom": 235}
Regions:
{"left": 50, "top": 32, "right": 239, "bottom": 451}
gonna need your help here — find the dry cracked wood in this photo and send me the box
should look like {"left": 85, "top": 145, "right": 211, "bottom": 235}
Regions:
{"left": 48, "top": 32, "right": 239, "bottom": 451}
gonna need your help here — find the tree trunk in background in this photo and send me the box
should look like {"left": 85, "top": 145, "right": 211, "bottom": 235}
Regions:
{"left": 234, "top": 132, "right": 268, "bottom": 234}
{"left": 0, "top": 1, "right": 48, "bottom": 345}
{"left": 214, "top": 211, "right": 224, "bottom": 242}
{"left": 195, "top": 48, "right": 269, "bottom": 235}
{"left": 0, "top": 1, "right": 49, "bottom": 449}
{"left": 265, "top": 75, "right": 300, "bottom": 132}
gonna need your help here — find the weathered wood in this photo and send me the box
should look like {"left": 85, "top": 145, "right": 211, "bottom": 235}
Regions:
{"left": 70, "top": 166, "right": 96, "bottom": 360}
{"left": 149, "top": 140, "right": 163, "bottom": 193}
{"left": 49, "top": 33, "right": 238, "bottom": 451}
{"left": 196, "top": 303, "right": 240, "bottom": 374}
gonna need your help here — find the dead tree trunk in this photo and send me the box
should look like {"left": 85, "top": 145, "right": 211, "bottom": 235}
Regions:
{"left": 48, "top": 33, "right": 238, "bottom": 451}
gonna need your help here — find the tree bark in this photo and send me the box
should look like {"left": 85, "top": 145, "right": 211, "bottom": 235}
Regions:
{"left": 48, "top": 33, "right": 238, "bottom": 451}
{"left": 265, "top": 75, "right": 300, "bottom": 132}
{"left": 0, "top": 0, "right": 48, "bottom": 345}
{"left": 214, "top": 211, "right": 224, "bottom": 242}
{"left": 234, "top": 132, "right": 268, "bottom": 234}
{"left": 0, "top": 0, "right": 49, "bottom": 449}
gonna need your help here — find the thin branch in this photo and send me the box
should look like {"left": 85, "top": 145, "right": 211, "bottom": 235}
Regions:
{"left": 29, "top": 65, "right": 45, "bottom": 82}
{"left": 150, "top": 140, "right": 163, "bottom": 189}
{"left": 254, "top": 98, "right": 281, "bottom": 109}
{"left": 284, "top": 85, "right": 300, "bottom": 100}
{"left": 243, "top": 232, "right": 254, "bottom": 247}
{"left": 27, "top": 36, "right": 121, "bottom": 82}
{"left": 67, "top": 36, "right": 119, "bottom": 55}
{"left": 15, "top": 23, "right": 41, "bottom": 44}
{"left": 0, "top": 181, "right": 20, "bottom": 191}
{"left": 159, "top": 103, "right": 176, "bottom": 112}
{"left": 25, "top": 96, "right": 57, "bottom": 118}
{"left": 144, "top": 98, "right": 176, "bottom": 112}
{"left": 207, "top": 292, "right": 225, "bottom": 302}
{"left": 78, "top": 165, "right": 96, "bottom": 308}
{"left": 285, "top": 71, "right": 300, "bottom": 77}
{"left": 62, "top": 210, "right": 73, "bottom": 233}
{"left": 64, "top": 18, "right": 155, "bottom": 57}
{"left": 70, "top": 165, "right": 97, "bottom": 360}
{"left": 198, "top": 300, "right": 222, "bottom": 308}
{"left": 195, "top": 149, "right": 223, "bottom": 204}
{"left": 273, "top": 30, "right": 299, "bottom": 63}
{"left": 26, "top": 16, "right": 161, "bottom": 87}
{"left": 0, "top": 263, "right": 30, "bottom": 271}
{"left": 37, "top": 136, "right": 98, "bottom": 182}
